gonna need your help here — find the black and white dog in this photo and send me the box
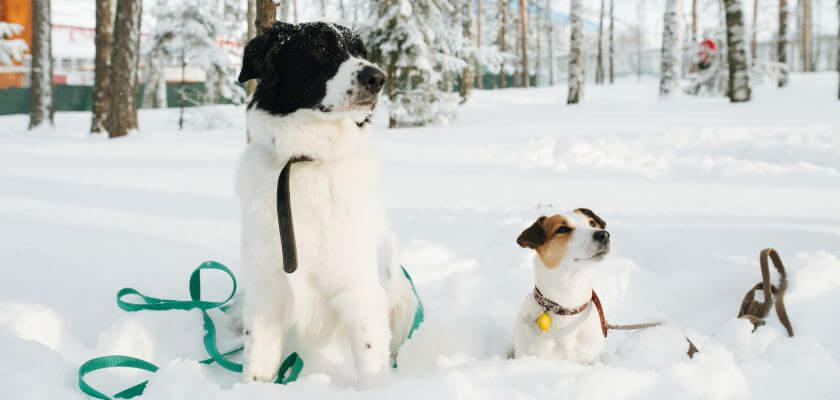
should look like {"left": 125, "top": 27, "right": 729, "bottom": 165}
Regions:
{"left": 235, "top": 22, "right": 418, "bottom": 386}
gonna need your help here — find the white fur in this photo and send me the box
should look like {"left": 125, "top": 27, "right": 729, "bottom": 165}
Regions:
{"left": 513, "top": 212, "right": 608, "bottom": 363}
{"left": 236, "top": 107, "right": 418, "bottom": 386}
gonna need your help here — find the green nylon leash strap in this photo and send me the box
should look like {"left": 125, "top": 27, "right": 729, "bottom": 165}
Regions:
{"left": 79, "top": 261, "right": 303, "bottom": 399}
{"left": 79, "top": 262, "right": 420, "bottom": 399}
{"left": 401, "top": 266, "right": 424, "bottom": 339}
{"left": 78, "top": 355, "right": 158, "bottom": 400}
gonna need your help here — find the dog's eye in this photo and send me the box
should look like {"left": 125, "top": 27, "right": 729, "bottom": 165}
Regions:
{"left": 589, "top": 221, "right": 596, "bottom": 228}
{"left": 317, "top": 46, "right": 327, "bottom": 54}
{"left": 555, "top": 226, "right": 572, "bottom": 235}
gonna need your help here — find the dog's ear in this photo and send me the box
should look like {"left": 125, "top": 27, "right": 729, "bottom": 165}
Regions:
{"left": 517, "top": 216, "right": 547, "bottom": 249}
{"left": 238, "top": 22, "right": 295, "bottom": 83}
{"left": 574, "top": 208, "right": 607, "bottom": 229}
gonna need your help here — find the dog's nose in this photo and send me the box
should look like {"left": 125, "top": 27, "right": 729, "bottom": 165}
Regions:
{"left": 358, "top": 66, "right": 385, "bottom": 93}
{"left": 593, "top": 230, "right": 610, "bottom": 245}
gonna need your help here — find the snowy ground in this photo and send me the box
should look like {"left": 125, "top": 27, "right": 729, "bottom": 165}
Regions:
{"left": 1, "top": 73, "right": 839, "bottom": 399}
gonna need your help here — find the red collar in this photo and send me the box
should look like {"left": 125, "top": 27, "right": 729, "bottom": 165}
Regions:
{"left": 534, "top": 287, "right": 608, "bottom": 337}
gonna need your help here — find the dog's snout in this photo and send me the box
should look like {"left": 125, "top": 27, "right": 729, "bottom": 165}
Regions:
{"left": 593, "top": 230, "right": 610, "bottom": 245}
{"left": 358, "top": 66, "right": 385, "bottom": 94}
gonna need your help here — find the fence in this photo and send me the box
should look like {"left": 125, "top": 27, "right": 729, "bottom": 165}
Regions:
{"left": 0, "top": 82, "right": 208, "bottom": 115}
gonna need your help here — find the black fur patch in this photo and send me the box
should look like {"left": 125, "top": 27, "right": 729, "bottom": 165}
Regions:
{"left": 238, "top": 22, "right": 369, "bottom": 116}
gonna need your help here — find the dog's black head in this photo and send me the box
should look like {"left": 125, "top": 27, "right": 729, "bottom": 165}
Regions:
{"left": 239, "top": 21, "right": 385, "bottom": 120}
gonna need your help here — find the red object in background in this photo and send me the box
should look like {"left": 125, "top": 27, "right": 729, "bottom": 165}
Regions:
{"left": 698, "top": 39, "right": 717, "bottom": 64}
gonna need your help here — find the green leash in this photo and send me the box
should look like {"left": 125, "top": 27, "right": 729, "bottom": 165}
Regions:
{"left": 78, "top": 261, "right": 423, "bottom": 399}
{"left": 78, "top": 261, "right": 303, "bottom": 399}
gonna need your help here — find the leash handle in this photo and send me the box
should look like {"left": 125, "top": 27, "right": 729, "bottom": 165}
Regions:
{"left": 737, "top": 248, "right": 794, "bottom": 337}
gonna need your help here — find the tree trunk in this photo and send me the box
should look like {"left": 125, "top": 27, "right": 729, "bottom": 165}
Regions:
{"left": 691, "top": 0, "right": 698, "bottom": 42}
{"left": 596, "top": 0, "right": 605, "bottom": 85}
{"left": 141, "top": 59, "right": 166, "bottom": 108}
{"left": 609, "top": 0, "right": 615, "bottom": 83}
{"left": 723, "top": 0, "right": 752, "bottom": 102}
{"left": 800, "top": 0, "right": 812, "bottom": 71}
{"left": 29, "top": 0, "right": 53, "bottom": 129}
{"left": 106, "top": 0, "right": 142, "bottom": 138}
{"left": 460, "top": 0, "right": 474, "bottom": 101}
{"left": 518, "top": 0, "right": 528, "bottom": 87}
{"left": 320, "top": 0, "right": 326, "bottom": 18}
{"left": 548, "top": 0, "right": 555, "bottom": 85}
{"left": 497, "top": 0, "right": 507, "bottom": 88}
{"left": 90, "top": 0, "right": 112, "bottom": 133}
{"left": 751, "top": 0, "right": 759, "bottom": 64}
{"left": 836, "top": 0, "right": 839, "bottom": 99}
{"left": 256, "top": 0, "right": 276, "bottom": 32}
{"left": 778, "top": 0, "right": 789, "bottom": 87}
{"left": 246, "top": 0, "right": 257, "bottom": 96}
{"left": 534, "top": 0, "right": 541, "bottom": 86}
{"left": 660, "top": 0, "right": 679, "bottom": 96}
{"left": 476, "top": 0, "right": 483, "bottom": 89}
{"left": 178, "top": 48, "right": 186, "bottom": 130}
{"left": 636, "top": 0, "right": 646, "bottom": 81}
{"left": 567, "top": 0, "right": 583, "bottom": 104}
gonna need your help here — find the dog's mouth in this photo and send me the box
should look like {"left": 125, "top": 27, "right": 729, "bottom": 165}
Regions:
{"left": 575, "top": 247, "right": 610, "bottom": 262}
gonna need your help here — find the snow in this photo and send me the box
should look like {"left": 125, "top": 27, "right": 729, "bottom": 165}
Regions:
{"left": 1, "top": 73, "right": 840, "bottom": 399}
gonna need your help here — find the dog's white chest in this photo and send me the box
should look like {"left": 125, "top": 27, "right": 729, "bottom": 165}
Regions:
{"left": 513, "top": 297, "right": 606, "bottom": 363}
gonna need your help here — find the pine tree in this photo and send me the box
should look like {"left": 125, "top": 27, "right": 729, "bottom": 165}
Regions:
{"left": 364, "top": 0, "right": 467, "bottom": 127}
{"left": 660, "top": 0, "right": 680, "bottom": 96}
{"left": 567, "top": 0, "right": 583, "bottom": 104}
{"left": 800, "top": 0, "right": 812, "bottom": 71}
{"left": 0, "top": 21, "right": 27, "bottom": 66}
{"left": 518, "top": 0, "right": 528, "bottom": 87}
{"left": 723, "top": 0, "right": 752, "bottom": 102}
{"left": 144, "top": 0, "right": 245, "bottom": 129}
{"left": 778, "top": 0, "right": 789, "bottom": 87}
{"left": 29, "top": 0, "right": 53, "bottom": 129}
{"left": 91, "top": 0, "right": 112, "bottom": 133}
{"left": 106, "top": 0, "right": 142, "bottom": 138}
{"left": 256, "top": 0, "right": 276, "bottom": 32}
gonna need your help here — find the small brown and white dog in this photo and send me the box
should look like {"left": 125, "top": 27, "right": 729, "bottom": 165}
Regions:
{"left": 513, "top": 208, "right": 610, "bottom": 363}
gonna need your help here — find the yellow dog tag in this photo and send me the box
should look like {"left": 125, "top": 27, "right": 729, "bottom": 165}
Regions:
{"left": 537, "top": 311, "right": 551, "bottom": 332}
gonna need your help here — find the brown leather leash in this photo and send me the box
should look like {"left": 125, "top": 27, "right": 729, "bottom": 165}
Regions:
{"left": 737, "top": 248, "right": 794, "bottom": 337}
{"left": 276, "top": 156, "right": 314, "bottom": 274}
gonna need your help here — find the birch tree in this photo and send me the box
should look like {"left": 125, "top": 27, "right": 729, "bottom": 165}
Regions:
{"left": 106, "top": 0, "right": 142, "bottom": 137}
{"left": 29, "top": 0, "right": 53, "bottom": 129}
{"left": 476, "top": 0, "right": 483, "bottom": 89}
{"left": 596, "top": 0, "right": 605, "bottom": 85}
{"left": 723, "top": 0, "right": 752, "bottom": 102}
{"left": 660, "top": 0, "right": 680, "bottom": 96}
{"left": 567, "top": 0, "right": 583, "bottom": 104}
{"left": 609, "top": 0, "right": 615, "bottom": 83}
{"left": 498, "top": 0, "right": 508, "bottom": 88}
{"left": 90, "top": 0, "right": 112, "bottom": 133}
{"left": 778, "top": 0, "right": 789, "bottom": 87}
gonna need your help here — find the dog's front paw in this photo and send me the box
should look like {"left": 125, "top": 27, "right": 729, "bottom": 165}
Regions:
{"left": 242, "top": 360, "right": 279, "bottom": 384}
